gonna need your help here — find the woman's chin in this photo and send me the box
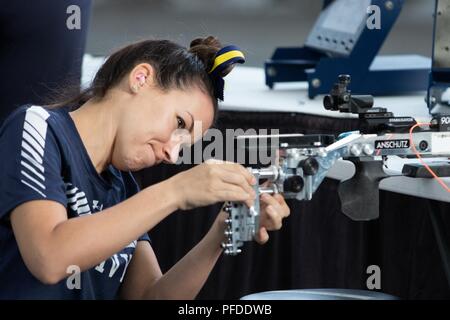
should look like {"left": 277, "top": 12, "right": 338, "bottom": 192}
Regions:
{"left": 132, "top": 159, "right": 156, "bottom": 171}
{"left": 119, "top": 156, "right": 155, "bottom": 171}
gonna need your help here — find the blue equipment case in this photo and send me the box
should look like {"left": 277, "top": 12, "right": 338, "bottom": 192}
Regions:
{"left": 427, "top": 0, "right": 450, "bottom": 115}
{"left": 265, "top": 0, "right": 431, "bottom": 98}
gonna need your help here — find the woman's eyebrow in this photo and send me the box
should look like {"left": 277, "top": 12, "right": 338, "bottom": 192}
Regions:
{"left": 187, "top": 111, "right": 194, "bottom": 132}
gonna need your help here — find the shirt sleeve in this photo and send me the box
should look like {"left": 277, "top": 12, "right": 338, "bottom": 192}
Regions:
{"left": 0, "top": 106, "right": 67, "bottom": 222}
{"left": 137, "top": 232, "right": 151, "bottom": 244}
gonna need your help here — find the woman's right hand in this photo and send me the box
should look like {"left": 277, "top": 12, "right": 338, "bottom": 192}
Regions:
{"left": 169, "top": 159, "right": 257, "bottom": 210}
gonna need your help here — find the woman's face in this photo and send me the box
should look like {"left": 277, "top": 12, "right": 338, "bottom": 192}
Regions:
{"left": 112, "top": 83, "right": 214, "bottom": 171}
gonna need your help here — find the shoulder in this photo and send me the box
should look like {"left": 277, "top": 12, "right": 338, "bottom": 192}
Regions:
{"left": 0, "top": 105, "right": 67, "bottom": 165}
{"left": 1, "top": 105, "right": 65, "bottom": 136}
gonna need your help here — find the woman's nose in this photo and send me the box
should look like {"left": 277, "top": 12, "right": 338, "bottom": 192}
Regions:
{"left": 162, "top": 130, "right": 192, "bottom": 164}
{"left": 162, "top": 141, "right": 182, "bottom": 164}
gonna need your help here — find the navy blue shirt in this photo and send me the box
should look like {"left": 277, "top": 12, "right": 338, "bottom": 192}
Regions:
{"left": 0, "top": 105, "right": 150, "bottom": 299}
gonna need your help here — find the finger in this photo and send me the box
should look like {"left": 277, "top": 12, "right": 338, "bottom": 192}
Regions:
{"left": 255, "top": 227, "right": 269, "bottom": 245}
{"left": 205, "top": 158, "right": 225, "bottom": 165}
{"left": 220, "top": 162, "right": 256, "bottom": 186}
{"left": 273, "top": 194, "right": 291, "bottom": 217}
{"left": 219, "top": 180, "right": 256, "bottom": 207}
{"left": 262, "top": 205, "right": 282, "bottom": 230}
{"left": 235, "top": 164, "right": 257, "bottom": 186}
{"left": 260, "top": 193, "right": 284, "bottom": 215}
{"left": 221, "top": 172, "right": 256, "bottom": 199}
{"left": 216, "top": 184, "right": 255, "bottom": 207}
{"left": 216, "top": 190, "right": 252, "bottom": 206}
{"left": 245, "top": 199, "right": 256, "bottom": 208}
{"left": 260, "top": 193, "right": 279, "bottom": 206}
{"left": 260, "top": 180, "right": 271, "bottom": 188}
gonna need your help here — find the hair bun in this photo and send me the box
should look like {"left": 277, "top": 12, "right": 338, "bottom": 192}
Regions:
{"left": 189, "top": 36, "right": 222, "bottom": 72}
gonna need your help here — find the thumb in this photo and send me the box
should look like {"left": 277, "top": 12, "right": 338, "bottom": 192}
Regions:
{"left": 255, "top": 227, "right": 269, "bottom": 245}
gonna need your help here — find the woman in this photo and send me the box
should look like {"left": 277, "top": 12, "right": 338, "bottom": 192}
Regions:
{"left": 0, "top": 36, "right": 290, "bottom": 299}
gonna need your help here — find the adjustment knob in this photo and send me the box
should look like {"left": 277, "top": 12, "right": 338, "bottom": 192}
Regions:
{"left": 362, "top": 144, "right": 374, "bottom": 155}
{"left": 323, "top": 95, "right": 335, "bottom": 110}
{"left": 283, "top": 176, "right": 304, "bottom": 193}
{"left": 338, "top": 74, "right": 351, "bottom": 84}
{"left": 299, "top": 157, "right": 319, "bottom": 175}
{"left": 350, "top": 144, "right": 362, "bottom": 156}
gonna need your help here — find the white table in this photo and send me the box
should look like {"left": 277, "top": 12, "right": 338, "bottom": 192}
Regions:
{"left": 221, "top": 66, "right": 432, "bottom": 122}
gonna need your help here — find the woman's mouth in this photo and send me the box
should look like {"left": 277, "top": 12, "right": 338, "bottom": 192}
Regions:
{"left": 148, "top": 143, "right": 164, "bottom": 165}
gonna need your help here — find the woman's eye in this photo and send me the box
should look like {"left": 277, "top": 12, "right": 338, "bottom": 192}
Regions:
{"left": 177, "top": 116, "right": 186, "bottom": 129}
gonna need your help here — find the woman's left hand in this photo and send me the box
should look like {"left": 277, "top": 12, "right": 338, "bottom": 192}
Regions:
{"left": 254, "top": 193, "right": 290, "bottom": 244}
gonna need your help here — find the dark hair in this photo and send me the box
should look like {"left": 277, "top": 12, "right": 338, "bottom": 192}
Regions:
{"left": 50, "top": 36, "right": 222, "bottom": 121}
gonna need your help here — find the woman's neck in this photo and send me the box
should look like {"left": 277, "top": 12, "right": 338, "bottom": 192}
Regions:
{"left": 69, "top": 98, "right": 118, "bottom": 174}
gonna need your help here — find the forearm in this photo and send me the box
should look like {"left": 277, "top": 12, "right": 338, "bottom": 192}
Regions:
{"left": 143, "top": 211, "right": 227, "bottom": 299}
{"left": 41, "top": 179, "right": 178, "bottom": 281}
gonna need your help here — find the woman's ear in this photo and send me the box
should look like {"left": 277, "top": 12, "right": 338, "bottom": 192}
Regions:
{"left": 128, "top": 63, "right": 154, "bottom": 94}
